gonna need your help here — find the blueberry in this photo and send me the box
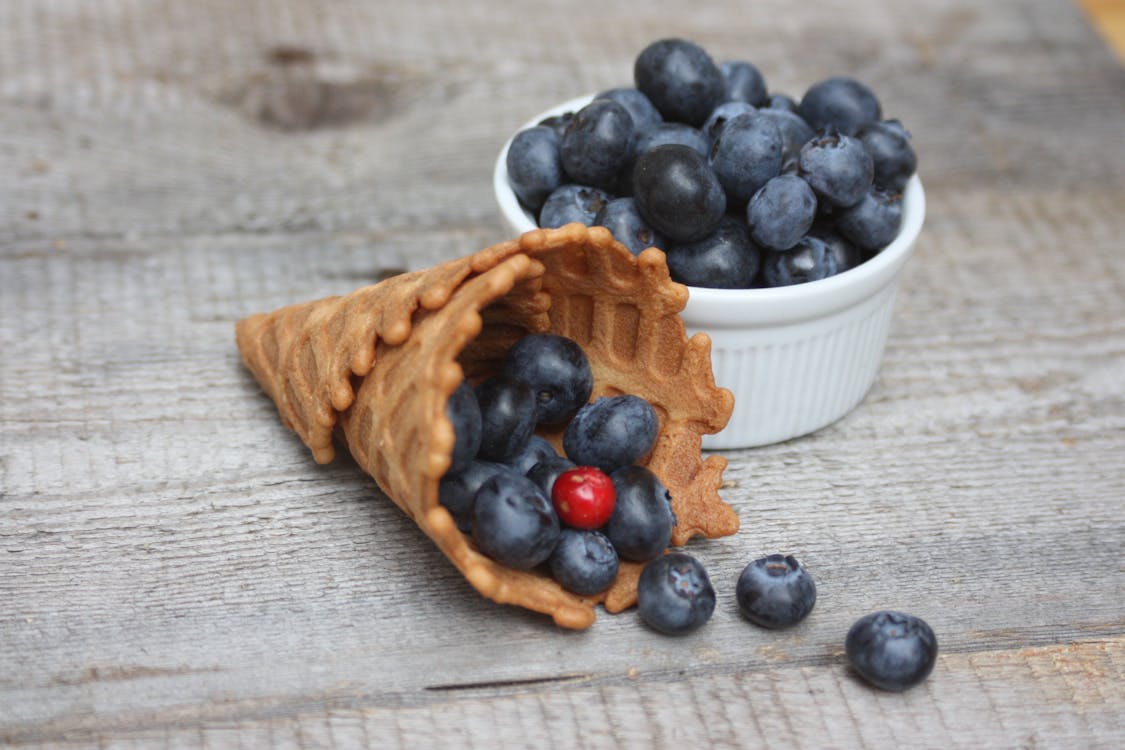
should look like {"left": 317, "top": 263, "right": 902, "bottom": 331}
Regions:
{"left": 604, "top": 465, "right": 675, "bottom": 562}
{"left": 736, "top": 554, "right": 817, "bottom": 629}
{"left": 474, "top": 374, "right": 537, "bottom": 461}
{"left": 537, "top": 111, "right": 574, "bottom": 139}
{"left": 595, "top": 87, "right": 663, "bottom": 134}
{"left": 502, "top": 333, "right": 594, "bottom": 425}
{"left": 665, "top": 215, "right": 761, "bottom": 288}
{"left": 809, "top": 223, "right": 863, "bottom": 273}
{"left": 766, "top": 93, "right": 800, "bottom": 113}
{"left": 798, "top": 76, "right": 882, "bottom": 135}
{"left": 445, "top": 379, "right": 482, "bottom": 476}
{"left": 438, "top": 459, "right": 517, "bottom": 533}
{"left": 746, "top": 174, "right": 818, "bottom": 251}
{"left": 834, "top": 186, "right": 903, "bottom": 252}
{"left": 594, "top": 197, "right": 666, "bottom": 255}
{"left": 709, "top": 113, "right": 784, "bottom": 206}
{"left": 761, "top": 234, "right": 840, "bottom": 286}
{"left": 753, "top": 107, "right": 816, "bottom": 170}
{"left": 721, "top": 60, "right": 769, "bottom": 107}
{"left": 548, "top": 528, "right": 620, "bottom": 595}
{"left": 504, "top": 434, "right": 559, "bottom": 476}
{"left": 526, "top": 455, "right": 577, "bottom": 498}
{"left": 560, "top": 98, "right": 636, "bottom": 192}
{"left": 563, "top": 395, "right": 659, "bottom": 473}
{"left": 506, "top": 125, "right": 564, "bottom": 212}
{"left": 471, "top": 472, "right": 560, "bottom": 570}
{"left": 632, "top": 144, "right": 726, "bottom": 243}
{"left": 855, "top": 119, "right": 917, "bottom": 193}
{"left": 634, "top": 38, "right": 726, "bottom": 127}
{"left": 637, "top": 553, "right": 715, "bottom": 635}
{"left": 846, "top": 611, "right": 938, "bottom": 692}
{"left": 539, "top": 184, "right": 611, "bottom": 229}
{"left": 702, "top": 101, "right": 756, "bottom": 142}
{"left": 632, "top": 123, "right": 712, "bottom": 161}
{"left": 798, "top": 130, "right": 874, "bottom": 208}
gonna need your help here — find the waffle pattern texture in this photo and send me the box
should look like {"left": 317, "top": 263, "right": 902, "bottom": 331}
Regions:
{"left": 236, "top": 224, "right": 737, "bottom": 629}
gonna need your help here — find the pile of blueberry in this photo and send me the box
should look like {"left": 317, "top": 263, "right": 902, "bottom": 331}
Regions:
{"left": 678, "top": 551, "right": 936, "bottom": 691}
{"left": 440, "top": 333, "right": 936, "bottom": 690}
{"left": 439, "top": 333, "right": 678, "bottom": 597}
{"left": 505, "top": 38, "right": 917, "bottom": 288}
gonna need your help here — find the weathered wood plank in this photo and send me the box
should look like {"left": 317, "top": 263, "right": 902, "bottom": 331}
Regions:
{"left": 1, "top": 218, "right": 1122, "bottom": 740}
{"left": 2, "top": 0, "right": 1124, "bottom": 746}
{"left": 0, "top": 1, "right": 1122, "bottom": 246}
{"left": 3, "top": 640, "right": 1122, "bottom": 748}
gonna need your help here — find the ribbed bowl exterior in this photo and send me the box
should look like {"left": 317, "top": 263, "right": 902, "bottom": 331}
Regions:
{"left": 692, "top": 282, "right": 899, "bottom": 450}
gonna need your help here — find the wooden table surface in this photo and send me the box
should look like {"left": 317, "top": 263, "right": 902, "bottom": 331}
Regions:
{"left": 2, "top": 1, "right": 1123, "bottom": 747}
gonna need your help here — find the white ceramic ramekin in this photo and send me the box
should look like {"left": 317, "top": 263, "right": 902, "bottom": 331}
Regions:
{"left": 494, "top": 95, "right": 925, "bottom": 449}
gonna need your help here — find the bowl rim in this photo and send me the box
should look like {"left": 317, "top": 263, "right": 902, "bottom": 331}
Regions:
{"left": 494, "top": 93, "right": 925, "bottom": 326}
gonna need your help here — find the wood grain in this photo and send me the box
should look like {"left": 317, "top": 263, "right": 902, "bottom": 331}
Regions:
{"left": 6, "top": 639, "right": 1124, "bottom": 748}
{"left": 2, "top": 0, "right": 1124, "bottom": 747}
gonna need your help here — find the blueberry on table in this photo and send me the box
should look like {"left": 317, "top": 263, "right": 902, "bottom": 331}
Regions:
{"left": 595, "top": 87, "right": 663, "bottom": 134}
{"left": 834, "top": 186, "right": 904, "bottom": 252}
{"left": 594, "top": 197, "right": 666, "bottom": 256}
{"left": 855, "top": 119, "right": 917, "bottom": 193}
{"left": 736, "top": 554, "right": 817, "bottom": 629}
{"left": 445, "top": 379, "right": 482, "bottom": 476}
{"left": 604, "top": 465, "right": 675, "bottom": 562}
{"left": 503, "top": 434, "right": 559, "bottom": 476}
{"left": 632, "top": 144, "right": 726, "bottom": 243}
{"left": 560, "top": 98, "right": 636, "bottom": 192}
{"left": 709, "top": 113, "right": 784, "bottom": 206}
{"left": 474, "top": 374, "right": 537, "bottom": 461}
{"left": 798, "top": 76, "right": 882, "bottom": 136}
{"left": 637, "top": 553, "right": 716, "bottom": 635}
{"left": 761, "top": 235, "right": 840, "bottom": 287}
{"left": 538, "top": 184, "right": 611, "bottom": 229}
{"left": 720, "top": 60, "right": 769, "bottom": 107}
{"left": 502, "top": 333, "right": 594, "bottom": 425}
{"left": 665, "top": 216, "right": 761, "bottom": 289}
{"left": 549, "top": 528, "right": 620, "bottom": 596}
{"left": 506, "top": 125, "right": 564, "bottom": 212}
{"left": 846, "top": 611, "right": 938, "bottom": 692}
{"left": 471, "top": 472, "right": 561, "bottom": 570}
{"left": 634, "top": 38, "right": 726, "bottom": 127}
{"left": 746, "top": 174, "right": 819, "bottom": 251}
{"left": 438, "top": 460, "right": 518, "bottom": 533}
{"left": 798, "top": 131, "right": 874, "bottom": 208}
{"left": 563, "top": 395, "right": 659, "bottom": 473}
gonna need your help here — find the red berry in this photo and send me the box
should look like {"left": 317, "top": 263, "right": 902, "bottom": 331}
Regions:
{"left": 551, "top": 467, "right": 616, "bottom": 529}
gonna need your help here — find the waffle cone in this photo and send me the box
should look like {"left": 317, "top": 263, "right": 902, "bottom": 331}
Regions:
{"left": 235, "top": 223, "right": 737, "bottom": 629}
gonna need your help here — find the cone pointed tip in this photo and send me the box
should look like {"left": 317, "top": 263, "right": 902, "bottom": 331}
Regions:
{"left": 311, "top": 444, "right": 336, "bottom": 464}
